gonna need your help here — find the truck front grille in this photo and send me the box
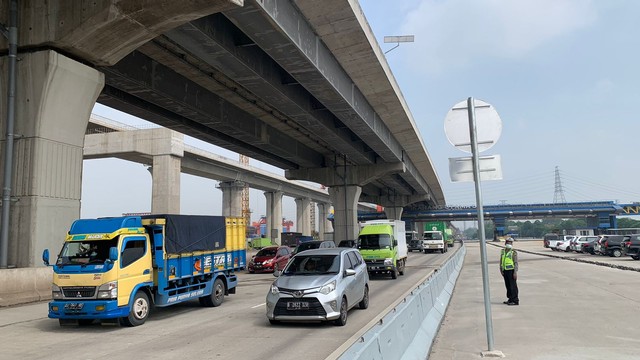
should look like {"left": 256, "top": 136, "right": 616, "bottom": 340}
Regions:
{"left": 62, "top": 286, "right": 96, "bottom": 298}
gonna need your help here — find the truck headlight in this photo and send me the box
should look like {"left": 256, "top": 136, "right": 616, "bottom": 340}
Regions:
{"left": 97, "top": 281, "right": 118, "bottom": 299}
{"left": 384, "top": 258, "right": 393, "bottom": 266}
{"left": 52, "top": 284, "right": 63, "bottom": 299}
{"left": 319, "top": 280, "right": 336, "bottom": 295}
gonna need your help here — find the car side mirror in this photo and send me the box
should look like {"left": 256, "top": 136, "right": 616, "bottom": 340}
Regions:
{"left": 273, "top": 269, "right": 282, "bottom": 277}
{"left": 42, "top": 249, "right": 50, "bottom": 266}
{"left": 344, "top": 268, "right": 356, "bottom": 277}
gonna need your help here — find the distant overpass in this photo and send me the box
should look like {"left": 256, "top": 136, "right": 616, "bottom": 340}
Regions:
{"left": 358, "top": 201, "right": 631, "bottom": 232}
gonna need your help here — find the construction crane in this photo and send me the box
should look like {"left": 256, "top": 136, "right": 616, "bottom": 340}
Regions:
{"left": 239, "top": 154, "right": 251, "bottom": 238}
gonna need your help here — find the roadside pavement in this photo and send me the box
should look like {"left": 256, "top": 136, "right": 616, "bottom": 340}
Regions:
{"left": 428, "top": 241, "right": 640, "bottom": 360}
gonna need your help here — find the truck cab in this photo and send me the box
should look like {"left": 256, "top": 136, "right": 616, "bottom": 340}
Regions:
{"left": 357, "top": 220, "right": 407, "bottom": 279}
{"left": 422, "top": 231, "right": 447, "bottom": 253}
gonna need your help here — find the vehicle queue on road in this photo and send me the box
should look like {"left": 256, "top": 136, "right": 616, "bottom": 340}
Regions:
{"left": 543, "top": 233, "right": 640, "bottom": 259}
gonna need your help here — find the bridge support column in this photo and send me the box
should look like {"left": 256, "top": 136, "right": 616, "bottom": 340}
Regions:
{"left": 328, "top": 185, "right": 361, "bottom": 243}
{"left": 150, "top": 154, "right": 181, "bottom": 214}
{"left": 218, "top": 181, "right": 245, "bottom": 218}
{"left": 493, "top": 217, "right": 506, "bottom": 241}
{"left": 0, "top": 50, "right": 103, "bottom": 267}
{"left": 295, "top": 197, "right": 312, "bottom": 236}
{"left": 264, "top": 191, "right": 283, "bottom": 245}
{"left": 317, "top": 202, "right": 332, "bottom": 241}
{"left": 384, "top": 206, "right": 404, "bottom": 220}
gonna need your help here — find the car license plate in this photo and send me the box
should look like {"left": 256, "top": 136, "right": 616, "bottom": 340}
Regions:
{"left": 287, "top": 301, "right": 309, "bottom": 310}
{"left": 64, "top": 303, "right": 84, "bottom": 311}
{"left": 429, "top": 245, "right": 438, "bottom": 249}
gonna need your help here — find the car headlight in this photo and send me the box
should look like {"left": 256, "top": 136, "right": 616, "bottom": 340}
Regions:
{"left": 52, "top": 284, "right": 63, "bottom": 299}
{"left": 319, "top": 280, "right": 336, "bottom": 295}
{"left": 97, "top": 281, "right": 118, "bottom": 299}
{"left": 264, "top": 258, "right": 274, "bottom": 265}
{"left": 384, "top": 258, "right": 393, "bottom": 266}
{"left": 270, "top": 284, "right": 279, "bottom": 294}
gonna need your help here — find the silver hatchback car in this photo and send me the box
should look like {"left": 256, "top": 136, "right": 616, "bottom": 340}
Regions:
{"left": 266, "top": 248, "right": 369, "bottom": 326}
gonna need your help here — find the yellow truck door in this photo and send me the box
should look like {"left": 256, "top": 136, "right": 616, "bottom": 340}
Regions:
{"left": 118, "top": 235, "right": 152, "bottom": 307}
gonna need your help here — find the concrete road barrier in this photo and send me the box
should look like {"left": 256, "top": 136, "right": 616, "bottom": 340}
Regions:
{"left": 335, "top": 246, "right": 466, "bottom": 360}
{"left": 0, "top": 268, "right": 52, "bottom": 307}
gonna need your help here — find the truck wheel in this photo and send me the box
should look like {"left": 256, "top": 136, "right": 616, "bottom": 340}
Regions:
{"left": 613, "top": 249, "right": 622, "bottom": 258}
{"left": 399, "top": 260, "right": 405, "bottom": 276}
{"left": 391, "top": 268, "right": 398, "bottom": 279}
{"left": 200, "top": 278, "right": 226, "bottom": 307}
{"left": 120, "top": 291, "right": 150, "bottom": 327}
{"left": 441, "top": 248, "right": 445, "bottom": 254}
{"left": 333, "top": 297, "right": 348, "bottom": 326}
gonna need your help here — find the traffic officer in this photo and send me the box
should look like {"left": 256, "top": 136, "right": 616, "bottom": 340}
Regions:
{"left": 500, "top": 237, "right": 519, "bottom": 305}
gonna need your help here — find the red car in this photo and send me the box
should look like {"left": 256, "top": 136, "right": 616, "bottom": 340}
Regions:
{"left": 248, "top": 246, "right": 292, "bottom": 273}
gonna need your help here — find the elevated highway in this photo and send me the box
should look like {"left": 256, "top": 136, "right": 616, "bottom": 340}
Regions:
{"left": 1, "top": 0, "right": 445, "bottom": 268}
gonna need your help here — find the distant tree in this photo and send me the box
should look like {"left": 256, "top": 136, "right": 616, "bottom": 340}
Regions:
{"left": 617, "top": 217, "right": 640, "bottom": 229}
{"left": 463, "top": 227, "right": 477, "bottom": 239}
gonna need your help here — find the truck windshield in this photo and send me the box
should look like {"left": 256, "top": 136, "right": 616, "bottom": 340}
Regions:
{"left": 424, "top": 232, "right": 442, "bottom": 240}
{"left": 358, "top": 234, "right": 392, "bottom": 249}
{"left": 57, "top": 239, "right": 117, "bottom": 266}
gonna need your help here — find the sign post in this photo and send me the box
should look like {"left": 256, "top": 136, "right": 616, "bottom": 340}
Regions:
{"left": 444, "top": 97, "right": 503, "bottom": 356}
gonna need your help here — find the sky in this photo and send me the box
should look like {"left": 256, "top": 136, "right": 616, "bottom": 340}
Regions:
{"left": 83, "top": 0, "right": 640, "bottom": 228}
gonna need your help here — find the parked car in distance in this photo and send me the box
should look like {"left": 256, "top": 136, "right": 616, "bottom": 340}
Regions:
{"left": 248, "top": 245, "right": 292, "bottom": 273}
{"left": 266, "top": 248, "right": 369, "bottom": 326}
{"left": 556, "top": 236, "right": 576, "bottom": 252}
{"left": 623, "top": 234, "right": 640, "bottom": 260}
{"left": 292, "top": 240, "right": 336, "bottom": 255}
{"left": 408, "top": 239, "right": 423, "bottom": 252}
{"left": 599, "top": 235, "right": 629, "bottom": 257}
{"left": 543, "top": 233, "right": 561, "bottom": 249}
{"left": 581, "top": 236, "right": 599, "bottom": 254}
{"left": 338, "top": 240, "right": 357, "bottom": 248}
{"left": 572, "top": 236, "right": 598, "bottom": 253}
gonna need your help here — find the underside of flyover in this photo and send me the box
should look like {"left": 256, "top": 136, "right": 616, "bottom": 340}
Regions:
{"left": 0, "top": 0, "right": 444, "bottom": 268}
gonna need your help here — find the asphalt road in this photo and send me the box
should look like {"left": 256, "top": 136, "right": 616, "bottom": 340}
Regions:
{"left": 0, "top": 245, "right": 459, "bottom": 360}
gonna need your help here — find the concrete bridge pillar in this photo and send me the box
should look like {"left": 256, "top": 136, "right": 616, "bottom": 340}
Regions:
{"left": 264, "top": 191, "right": 283, "bottom": 245}
{"left": 317, "top": 202, "right": 332, "bottom": 240}
{"left": 0, "top": 50, "right": 104, "bottom": 267}
{"left": 218, "top": 181, "right": 245, "bottom": 218}
{"left": 150, "top": 155, "right": 181, "bottom": 214}
{"left": 295, "top": 197, "right": 312, "bottom": 236}
{"left": 384, "top": 206, "right": 404, "bottom": 220}
{"left": 328, "top": 185, "right": 362, "bottom": 243}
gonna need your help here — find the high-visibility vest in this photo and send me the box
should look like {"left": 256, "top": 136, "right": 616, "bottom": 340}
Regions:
{"left": 501, "top": 249, "right": 515, "bottom": 270}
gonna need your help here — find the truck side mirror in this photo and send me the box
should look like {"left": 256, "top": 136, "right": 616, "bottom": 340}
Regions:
{"left": 109, "top": 247, "right": 118, "bottom": 262}
{"left": 42, "top": 249, "right": 50, "bottom": 266}
{"left": 393, "top": 240, "right": 398, "bottom": 247}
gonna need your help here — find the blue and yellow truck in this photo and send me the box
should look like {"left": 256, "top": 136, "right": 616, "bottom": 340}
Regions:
{"left": 42, "top": 215, "right": 246, "bottom": 327}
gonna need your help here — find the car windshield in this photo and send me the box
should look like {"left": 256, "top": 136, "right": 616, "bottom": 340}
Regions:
{"left": 57, "top": 239, "right": 117, "bottom": 267}
{"left": 358, "top": 234, "right": 391, "bottom": 249}
{"left": 282, "top": 255, "right": 340, "bottom": 275}
{"left": 257, "top": 248, "right": 277, "bottom": 257}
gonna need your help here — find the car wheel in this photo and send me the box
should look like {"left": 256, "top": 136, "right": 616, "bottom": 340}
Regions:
{"left": 120, "top": 291, "right": 150, "bottom": 327}
{"left": 613, "top": 249, "right": 622, "bottom": 258}
{"left": 200, "top": 278, "right": 225, "bottom": 307}
{"left": 268, "top": 319, "right": 280, "bottom": 325}
{"left": 358, "top": 286, "right": 369, "bottom": 309}
{"left": 334, "top": 297, "right": 348, "bottom": 326}
{"left": 632, "top": 255, "right": 639, "bottom": 260}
